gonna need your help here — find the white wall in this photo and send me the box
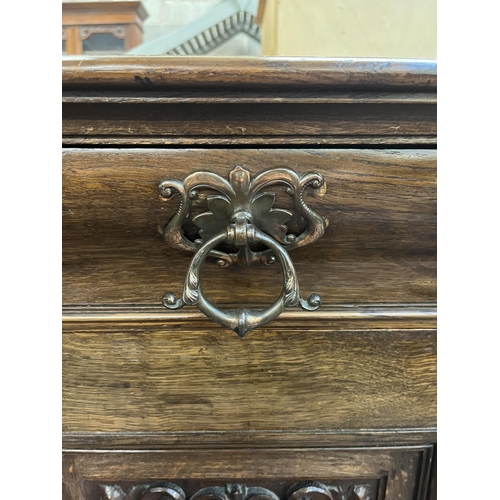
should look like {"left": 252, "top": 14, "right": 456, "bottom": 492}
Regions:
{"left": 260, "top": 0, "right": 437, "bottom": 58}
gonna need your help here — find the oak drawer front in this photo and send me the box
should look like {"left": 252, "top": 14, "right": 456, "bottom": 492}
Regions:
{"left": 62, "top": 148, "right": 436, "bottom": 307}
{"left": 63, "top": 446, "right": 434, "bottom": 500}
{"left": 62, "top": 323, "right": 436, "bottom": 435}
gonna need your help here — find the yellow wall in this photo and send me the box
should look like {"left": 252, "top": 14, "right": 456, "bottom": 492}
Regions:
{"left": 259, "top": 0, "right": 436, "bottom": 58}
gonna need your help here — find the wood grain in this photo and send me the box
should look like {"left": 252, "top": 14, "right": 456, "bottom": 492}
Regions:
{"left": 62, "top": 148, "right": 436, "bottom": 306}
{"left": 62, "top": 101, "right": 436, "bottom": 138}
{"left": 61, "top": 135, "right": 437, "bottom": 146}
{"left": 62, "top": 58, "right": 436, "bottom": 143}
{"left": 62, "top": 324, "right": 436, "bottom": 434}
{"left": 62, "top": 90, "right": 437, "bottom": 104}
{"left": 62, "top": 57, "right": 437, "bottom": 90}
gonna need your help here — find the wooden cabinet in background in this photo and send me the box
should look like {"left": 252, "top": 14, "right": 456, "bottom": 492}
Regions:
{"left": 62, "top": 1, "right": 148, "bottom": 55}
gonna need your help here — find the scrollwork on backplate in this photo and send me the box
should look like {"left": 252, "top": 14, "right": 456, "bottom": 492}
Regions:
{"left": 158, "top": 165, "right": 326, "bottom": 335}
{"left": 158, "top": 177, "right": 234, "bottom": 268}
{"left": 158, "top": 166, "right": 326, "bottom": 268}
{"left": 100, "top": 482, "right": 370, "bottom": 500}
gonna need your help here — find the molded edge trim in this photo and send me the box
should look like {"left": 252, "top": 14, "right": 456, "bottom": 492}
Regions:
{"left": 62, "top": 303, "right": 437, "bottom": 328}
{"left": 62, "top": 428, "right": 437, "bottom": 450}
{"left": 62, "top": 56, "right": 437, "bottom": 90}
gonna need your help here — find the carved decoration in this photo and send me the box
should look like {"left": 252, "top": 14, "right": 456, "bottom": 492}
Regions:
{"left": 79, "top": 25, "right": 126, "bottom": 40}
{"left": 191, "top": 484, "right": 279, "bottom": 500}
{"left": 331, "top": 485, "right": 370, "bottom": 500}
{"left": 100, "top": 482, "right": 371, "bottom": 500}
{"left": 287, "top": 482, "right": 334, "bottom": 500}
{"left": 287, "top": 481, "right": 371, "bottom": 500}
{"left": 101, "top": 481, "right": 186, "bottom": 500}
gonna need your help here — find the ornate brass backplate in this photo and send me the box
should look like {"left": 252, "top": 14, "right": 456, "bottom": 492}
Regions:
{"left": 158, "top": 166, "right": 327, "bottom": 337}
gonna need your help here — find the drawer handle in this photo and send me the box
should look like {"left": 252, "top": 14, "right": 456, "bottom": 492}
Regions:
{"left": 159, "top": 166, "right": 327, "bottom": 337}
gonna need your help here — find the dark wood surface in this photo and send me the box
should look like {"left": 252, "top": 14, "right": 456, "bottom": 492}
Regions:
{"left": 62, "top": 101, "right": 436, "bottom": 139}
{"left": 63, "top": 148, "right": 436, "bottom": 307}
{"left": 62, "top": 57, "right": 436, "bottom": 90}
{"left": 62, "top": 135, "right": 437, "bottom": 145}
{"left": 62, "top": 90, "right": 437, "bottom": 104}
{"left": 62, "top": 57, "right": 436, "bottom": 144}
{"left": 62, "top": 57, "right": 437, "bottom": 500}
{"left": 63, "top": 446, "right": 433, "bottom": 500}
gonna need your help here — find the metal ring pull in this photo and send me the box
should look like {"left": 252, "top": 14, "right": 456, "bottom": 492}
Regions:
{"left": 163, "top": 222, "right": 321, "bottom": 337}
{"left": 159, "top": 166, "right": 327, "bottom": 336}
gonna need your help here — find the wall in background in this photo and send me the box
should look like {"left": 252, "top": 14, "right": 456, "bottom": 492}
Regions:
{"left": 258, "top": 0, "right": 436, "bottom": 58}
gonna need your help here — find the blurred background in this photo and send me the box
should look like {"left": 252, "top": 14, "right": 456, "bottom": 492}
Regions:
{"left": 62, "top": 0, "right": 436, "bottom": 58}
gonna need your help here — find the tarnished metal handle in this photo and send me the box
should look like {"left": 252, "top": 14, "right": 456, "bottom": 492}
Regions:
{"left": 159, "top": 165, "right": 327, "bottom": 336}
{"left": 163, "top": 222, "right": 320, "bottom": 337}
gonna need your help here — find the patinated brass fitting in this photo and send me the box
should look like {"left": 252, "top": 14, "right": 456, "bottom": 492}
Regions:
{"left": 158, "top": 166, "right": 326, "bottom": 336}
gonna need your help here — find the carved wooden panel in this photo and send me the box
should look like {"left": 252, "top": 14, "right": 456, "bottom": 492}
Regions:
{"left": 62, "top": 446, "right": 433, "bottom": 500}
{"left": 98, "top": 481, "right": 371, "bottom": 500}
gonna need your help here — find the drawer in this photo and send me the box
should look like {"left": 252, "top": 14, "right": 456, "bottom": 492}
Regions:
{"left": 62, "top": 148, "right": 436, "bottom": 308}
{"left": 63, "top": 446, "right": 434, "bottom": 500}
{"left": 63, "top": 146, "right": 436, "bottom": 445}
{"left": 63, "top": 323, "right": 436, "bottom": 435}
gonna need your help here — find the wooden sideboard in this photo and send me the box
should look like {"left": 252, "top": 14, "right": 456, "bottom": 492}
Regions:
{"left": 62, "top": 2, "right": 147, "bottom": 55}
{"left": 62, "top": 57, "right": 437, "bottom": 500}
